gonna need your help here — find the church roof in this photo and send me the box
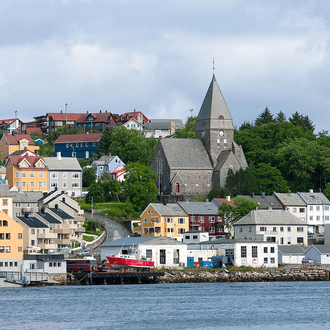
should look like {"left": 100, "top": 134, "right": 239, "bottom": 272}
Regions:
{"left": 195, "top": 74, "right": 234, "bottom": 131}
{"left": 160, "top": 139, "right": 213, "bottom": 170}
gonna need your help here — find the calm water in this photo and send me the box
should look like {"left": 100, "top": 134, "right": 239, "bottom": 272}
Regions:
{"left": 1, "top": 281, "right": 330, "bottom": 329}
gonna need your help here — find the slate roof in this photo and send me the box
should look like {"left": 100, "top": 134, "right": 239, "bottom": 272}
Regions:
{"left": 214, "top": 150, "right": 231, "bottom": 171}
{"left": 178, "top": 201, "right": 219, "bottom": 215}
{"left": 49, "top": 208, "right": 74, "bottom": 219}
{"left": 238, "top": 195, "right": 283, "bottom": 210}
{"left": 160, "top": 139, "right": 213, "bottom": 170}
{"left": 36, "top": 212, "right": 61, "bottom": 224}
{"left": 309, "top": 244, "right": 330, "bottom": 254}
{"left": 278, "top": 245, "right": 308, "bottom": 255}
{"left": 273, "top": 192, "right": 306, "bottom": 206}
{"left": 17, "top": 216, "right": 48, "bottom": 228}
{"left": 195, "top": 74, "right": 234, "bottom": 132}
{"left": 211, "top": 198, "right": 235, "bottom": 207}
{"left": 92, "top": 155, "right": 117, "bottom": 166}
{"left": 54, "top": 133, "right": 102, "bottom": 144}
{"left": 234, "top": 210, "right": 307, "bottom": 226}
{"left": 12, "top": 191, "right": 44, "bottom": 203}
{"left": 5, "top": 134, "right": 34, "bottom": 145}
{"left": 43, "top": 156, "right": 82, "bottom": 171}
{"left": 150, "top": 203, "right": 188, "bottom": 217}
{"left": 144, "top": 119, "right": 184, "bottom": 130}
{"left": 297, "top": 192, "right": 330, "bottom": 205}
{"left": 0, "top": 185, "right": 11, "bottom": 196}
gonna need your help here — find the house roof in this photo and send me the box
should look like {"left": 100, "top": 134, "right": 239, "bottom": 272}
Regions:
{"left": 100, "top": 236, "right": 186, "bottom": 247}
{"left": 298, "top": 192, "right": 330, "bottom": 205}
{"left": 43, "top": 156, "right": 82, "bottom": 171}
{"left": 195, "top": 74, "right": 234, "bottom": 132}
{"left": 92, "top": 155, "right": 117, "bottom": 166}
{"left": 309, "top": 244, "right": 330, "bottom": 254}
{"left": 0, "top": 185, "right": 11, "bottom": 196}
{"left": 150, "top": 203, "right": 188, "bottom": 217}
{"left": 144, "top": 119, "right": 184, "bottom": 130}
{"left": 159, "top": 138, "right": 213, "bottom": 170}
{"left": 278, "top": 245, "right": 308, "bottom": 255}
{"left": 273, "top": 192, "right": 306, "bottom": 206}
{"left": 118, "top": 110, "right": 149, "bottom": 123}
{"left": 17, "top": 216, "right": 48, "bottom": 228}
{"left": 26, "top": 127, "right": 42, "bottom": 134}
{"left": 178, "top": 201, "right": 219, "bottom": 215}
{"left": 211, "top": 198, "right": 235, "bottom": 207}
{"left": 238, "top": 195, "right": 283, "bottom": 209}
{"left": 54, "top": 133, "right": 102, "bottom": 144}
{"left": 12, "top": 191, "right": 44, "bottom": 203}
{"left": 49, "top": 208, "right": 74, "bottom": 219}
{"left": 47, "top": 113, "right": 83, "bottom": 121}
{"left": 76, "top": 112, "right": 116, "bottom": 123}
{"left": 4, "top": 134, "right": 34, "bottom": 145}
{"left": 8, "top": 152, "right": 48, "bottom": 170}
{"left": 234, "top": 210, "right": 307, "bottom": 226}
{"left": 36, "top": 212, "right": 61, "bottom": 224}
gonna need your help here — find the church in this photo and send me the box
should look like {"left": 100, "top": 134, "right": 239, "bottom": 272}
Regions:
{"left": 151, "top": 74, "right": 248, "bottom": 196}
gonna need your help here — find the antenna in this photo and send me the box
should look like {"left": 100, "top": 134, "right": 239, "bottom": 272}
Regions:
{"left": 189, "top": 109, "right": 193, "bottom": 116}
{"left": 213, "top": 58, "right": 215, "bottom": 74}
{"left": 65, "top": 103, "right": 68, "bottom": 126}
{"left": 15, "top": 110, "right": 19, "bottom": 118}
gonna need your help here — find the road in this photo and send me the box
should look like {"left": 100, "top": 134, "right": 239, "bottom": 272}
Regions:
{"left": 84, "top": 211, "right": 132, "bottom": 258}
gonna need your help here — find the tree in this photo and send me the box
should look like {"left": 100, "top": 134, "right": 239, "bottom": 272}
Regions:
{"left": 30, "top": 132, "right": 44, "bottom": 140}
{"left": 254, "top": 107, "right": 274, "bottom": 126}
{"left": 82, "top": 167, "right": 97, "bottom": 187}
{"left": 275, "top": 111, "right": 287, "bottom": 123}
{"left": 207, "top": 186, "right": 230, "bottom": 200}
{"left": 218, "top": 197, "right": 260, "bottom": 234}
{"left": 174, "top": 116, "right": 196, "bottom": 138}
{"left": 47, "top": 126, "right": 83, "bottom": 145}
{"left": 97, "top": 127, "right": 113, "bottom": 156}
{"left": 121, "top": 162, "right": 158, "bottom": 216}
{"left": 238, "top": 121, "right": 254, "bottom": 131}
{"left": 289, "top": 111, "right": 315, "bottom": 134}
{"left": 85, "top": 183, "right": 104, "bottom": 204}
{"left": 101, "top": 178, "right": 121, "bottom": 202}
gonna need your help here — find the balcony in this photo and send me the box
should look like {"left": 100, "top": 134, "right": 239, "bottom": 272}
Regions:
{"left": 38, "top": 243, "right": 57, "bottom": 250}
{"left": 74, "top": 227, "right": 85, "bottom": 233}
{"left": 37, "top": 232, "right": 57, "bottom": 239}
{"left": 55, "top": 226, "right": 70, "bottom": 234}
{"left": 56, "top": 238, "right": 70, "bottom": 245}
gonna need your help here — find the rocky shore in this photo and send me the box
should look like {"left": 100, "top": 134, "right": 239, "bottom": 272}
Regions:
{"left": 159, "top": 266, "right": 330, "bottom": 283}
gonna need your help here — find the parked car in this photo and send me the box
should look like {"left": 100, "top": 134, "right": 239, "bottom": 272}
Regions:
{"left": 302, "top": 258, "right": 314, "bottom": 264}
{"left": 78, "top": 250, "right": 90, "bottom": 256}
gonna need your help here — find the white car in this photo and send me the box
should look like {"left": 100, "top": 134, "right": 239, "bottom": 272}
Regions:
{"left": 78, "top": 250, "right": 90, "bottom": 256}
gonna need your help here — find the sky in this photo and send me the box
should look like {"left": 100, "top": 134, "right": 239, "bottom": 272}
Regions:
{"left": 1, "top": 0, "right": 330, "bottom": 133}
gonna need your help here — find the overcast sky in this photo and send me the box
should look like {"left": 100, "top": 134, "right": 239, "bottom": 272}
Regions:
{"left": 1, "top": 0, "right": 330, "bottom": 133}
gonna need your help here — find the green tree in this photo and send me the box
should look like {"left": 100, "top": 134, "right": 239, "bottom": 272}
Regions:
{"left": 82, "top": 167, "right": 97, "bottom": 187}
{"left": 30, "top": 132, "right": 44, "bottom": 140}
{"left": 275, "top": 111, "right": 287, "bottom": 123}
{"left": 218, "top": 197, "right": 260, "bottom": 234}
{"left": 100, "top": 178, "right": 121, "bottom": 202}
{"left": 289, "top": 111, "right": 315, "bottom": 134}
{"left": 97, "top": 127, "right": 113, "bottom": 156}
{"left": 47, "top": 126, "right": 83, "bottom": 145}
{"left": 121, "top": 162, "right": 158, "bottom": 216}
{"left": 207, "top": 186, "right": 230, "bottom": 200}
{"left": 174, "top": 116, "right": 196, "bottom": 138}
{"left": 85, "top": 183, "right": 104, "bottom": 204}
{"left": 255, "top": 107, "right": 274, "bottom": 126}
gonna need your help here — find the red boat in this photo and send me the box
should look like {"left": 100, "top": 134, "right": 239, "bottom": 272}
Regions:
{"left": 106, "top": 255, "right": 154, "bottom": 268}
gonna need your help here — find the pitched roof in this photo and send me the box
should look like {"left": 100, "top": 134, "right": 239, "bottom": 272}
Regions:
{"left": 26, "top": 127, "right": 42, "bottom": 134}
{"left": 76, "top": 112, "right": 116, "bottom": 123}
{"left": 297, "top": 192, "right": 330, "bottom": 205}
{"left": 36, "top": 212, "right": 61, "bottom": 224}
{"left": 4, "top": 134, "right": 34, "bottom": 145}
{"left": 17, "top": 216, "right": 48, "bottom": 228}
{"left": 238, "top": 195, "right": 283, "bottom": 210}
{"left": 9, "top": 152, "right": 48, "bottom": 170}
{"left": 92, "top": 155, "right": 117, "bottom": 166}
{"left": 49, "top": 208, "right": 74, "bottom": 219}
{"left": 160, "top": 138, "right": 213, "bottom": 170}
{"left": 195, "top": 74, "right": 234, "bottom": 132}
{"left": 309, "top": 244, "right": 330, "bottom": 254}
{"left": 178, "top": 201, "right": 219, "bottom": 215}
{"left": 43, "top": 156, "right": 82, "bottom": 171}
{"left": 278, "top": 245, "right": 308, "bottom": 255}
{"left": 54, "top": 133, "right": 102, "bottom": 144}
{"left": 150, "top": 203, "right": 187, "bottom": 217}
{"left": 273, "top": 192, "right": 306, "bottom": 206}
{"left": 12, "top": 191, "right": 44, "bottom": 203}
{"left": 144, "top": 119, "right": 184, "bottom": 130}
{"left": 234, "top": 210, "right": 307, "bottom": 226}
{"left": 47, "top": 113, "right": 83, "bottom": 121}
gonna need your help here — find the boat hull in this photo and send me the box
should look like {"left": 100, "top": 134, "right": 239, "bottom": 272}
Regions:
{"left": 106, "top": 256, "right": 154, "bottom": 268}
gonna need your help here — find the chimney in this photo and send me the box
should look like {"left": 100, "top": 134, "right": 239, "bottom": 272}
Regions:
{"left": 24, "top": 212, "right": 29, "bottom": 218}
{"left": 261, "top": 192, "right": 265, "bottom": 198}
{"left": 41, "top": 208, "right": 45, "bottom": 214}
{"left": 251, "top": 192, "right": 255, "bottom": 199}
{"left": 62, "top": 197, "right": 65, "bottom": 203}
{"left": 163, "top": 199, "right": 167, "bottom": 205}
{"left": 205, "top": 199, "right": 209, "bottom": 203}
{"left": 100, "top": 110, "right": 102, "bottom": 113}
{"left": 309, "top": 189, "right": 314, "bottom": 193}
{"left": 87, "top": 111, "right": 89, "bottom": 114}
{"left": 134, "top": 109, "right": 136, "bottom": 112}
{"left": 226, "top": 195, "right": 231, "bottom": 201}
{"left": 57, "top": 152, "right": 61, "bottom": 160}
{"left": 55, "top": 204, "right": 58, "bottom": 209}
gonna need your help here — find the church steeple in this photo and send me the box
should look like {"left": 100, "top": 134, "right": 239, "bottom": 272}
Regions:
{"left": 195, "top": 74, "right": 235, "bottom": 166}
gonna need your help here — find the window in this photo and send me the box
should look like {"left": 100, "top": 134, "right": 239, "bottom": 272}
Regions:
{"left": 63, "top": 173, "right": 67, "bottom": 179}
{"left": 193, "top": 235, "right": 198, "bottom": 239}
{"left": 0, "top": 234, "right": 3, "bottom": 239}
{"left": 287, "top": 227, "right": 291, "bottom": 232}
{"left": 239, "top": 227, "right": 242, "bottom": 232}
{"left": 22, "top": 181, "right": 26, "bottom": 188}
{"left": 31, "top": 229, "right": 35, "bottom": 235}
{"left": 199, "top": 216, "right": 204, "bottom": 223}
{"left": 5, "top": 246, "right": 10, "bottom": 253}
{"left": 297, "top": 237, "right": 304, "bottom": 243}
{"left": 72, "top": 152, "right": 76, "bottom": 157}
{"left": 249, "top": 227, "right": 252, "bottom": 232}
{"left": 72, "top": 173, "right": 79, "bottom": 179}
{"left": 39, "top": 172, "right": 44, "bottom": 178}
{"left": 167, "top": 218, "right": 173, "bottom": 223}
{"left": 299, "top": 208, "right": 305, "bottom": 213}
{"left": 325, "top": 216, "right": 329, "bottom": 221}
{"left": 293, "top": 208, "right": 297, "bottom": 213}
{"left": 18, "top": 233, "right": 22, "bottom": 239}
{"left": 287, "top": 237, "right": 291, "bottom": 244}
{"left": 51, "top": 182, "right": 58, "bottom": 188}
{"left": 209, "top": 227, "right": 215, "bottom": 233}
{"left": 30, "top": 263, "right": 35, "bottom": 270}
{"left": 51, "top": 173, "right": 58, "bottom": 179}
{"left": 63, "top": 182, "right": 67, "bottom": 188}
{"left": 252, "top": 246, "right": 258, "bottom": 258}
{"left": 6, "top": 233, "right": 10, "bottom": 239}
{"left": 264, "top": 258, "right": 268, "bottom": 263}
{"left": 241, "top": 246, "right": 247, "bottom": 258}
{"left": 167, "top": 228, "right": 174, "bottom": 233}
{"left": 72, "top": 183, "right": 79, "bottom": 188}
{"left": 297, "top": 227, "right": 304, "bottom": 232}
{"left": 191, "top": 216, "right": 195, "bottom": 221}
{"left": 264, "top": 247, "right": 268, "bottom": 253}
{"left": 178, "top": 228, "right": 185, "bottom": 234}
{"left": 207, "top": 173, "right": 210, "bottom": 185}
{"left": 260, "top": 227, "right": 267, "bottom": 231}
{"left": 2, "top": 199, "right": 8, "bottom": 206}
{"left": 325, "top": 206, "right": 329, "bottom": 211}
{"left": 178, "top": 218, "right": 185, "bottom": 224}
{"left": 317, "top": 216, "right": 320, "bottom": 221}
{"left": 195, "top": 173, "right": 199, "bottom": 185}
{"left": 15, "top": 181, "right": 19, "bottom": 187}
{"left": 31, "top": 240, "right": 35, "bottom": 246}
{"left": 271, "top": 257, "right": 275, "bottom": 264}
{"left": 21, "top": 172, "right": 27, "bottom": 178}
{"left": 15, "top": 172, "right": 19, "bottom": 178}
{"left": 310, "top": 216, "right": 313, "bottom": 221}
{"left": 185, "top": 235, "right": 190, "bottom": 240}
{"left": 31, "top": 182, "right": 34, "bottom": 188}
{"left": 148, "top": 209, "right": 153, "bottom": 214}
{"left": 146, "top": 249, "right": 152, "bottom": 259}
{"left": 85, "top": 143, "right": 88, "bottom": 147}
{"left": 3, "top": 220, "right": 8, "bottom": 227}
{"left": 272, "top": 227, "right": 277, "bottom": 232}
{"left": 310, "top": 205, "right": 313, "bottom": 211}
{"left": 209, "top": 216, "right": 215, "bottom": 223}
{"left": 30, "top": 172, "right": 35, "bottom": 178}
{"left": 317, "top": 206, "right": 320, "bottom": 211}
{"left": 281, "top": 237, "right": 284, "bottom": 244}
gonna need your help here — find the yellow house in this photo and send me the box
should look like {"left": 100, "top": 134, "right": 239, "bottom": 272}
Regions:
{"left": 137, "top": 202, "right": 189, "bottom": 239}
{"left": 6, "top": 150, "right": 48, "bottom": 191}
{"left": 0, "top": 133, "right": 39, "bottom": 159}
{"left": 0, "top": 211, "right": 24, "bottom": 272}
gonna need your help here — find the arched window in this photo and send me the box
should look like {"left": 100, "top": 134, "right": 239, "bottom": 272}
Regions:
{"left": 176, "top": 182, "right": 180, "bottom": 193}
{"left": 184, "top": 173, "right": 187, "bottom": 185}
{"left": 207, "top": 173, "right": 210, "bottom": 185}
{"left": 195, "top": 173, "right": 199, "bottom": 185}
{"left": 219, "top": 115, "right": 224, "bottom": 119}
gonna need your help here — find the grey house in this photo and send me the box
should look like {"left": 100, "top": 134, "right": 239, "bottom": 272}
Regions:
{"left": 144, "top": 119, "right": 184, "bottom": 139}
{"left": 151, "top": 74, "right": 247, "bottom": 196}
{"left": 12, "top": 190, "right": 44, "bottom": 217}
{"left": 44, "top": 153, "right": 82, "bottom": 197}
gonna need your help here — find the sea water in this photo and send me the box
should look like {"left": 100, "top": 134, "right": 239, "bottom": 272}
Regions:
{"left": 0, "top": 281, "right": 329, "bottom": 329}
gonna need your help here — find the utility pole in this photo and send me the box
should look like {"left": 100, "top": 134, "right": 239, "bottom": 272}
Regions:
{"left": 189, "top": 109, "right": 193, "bottom": 117}
{"left": 65, "top": 103, "right": 68, "bottom": 126}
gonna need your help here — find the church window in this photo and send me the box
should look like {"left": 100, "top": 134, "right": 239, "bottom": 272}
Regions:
{"left": 207, "top": 173, "right": 210, "bottom": 186}
{"left": 195, "top": 173, "right": 199, "bottom": 185}
{"left": 219, "top": 115, "right": 224, "bottom": 119}
{"left": 220, "top": 131, "right": 224, "bottom": 136}
{"left": 184, "top": 173, "right": 187, "bottom": 185}
{"left": 224, "top": 139, "right": 227, "bottom": 144}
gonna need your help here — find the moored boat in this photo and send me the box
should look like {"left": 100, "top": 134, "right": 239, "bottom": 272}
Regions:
{"left": 106, "top": 255, "right": 154, "bottom": 268}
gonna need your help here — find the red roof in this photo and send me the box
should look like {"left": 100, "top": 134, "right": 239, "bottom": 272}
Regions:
{"left": 48, "top": 113, "right": 83, "bottom": 121}
{"left": 119, "top": 110, "right": 149, "bottom": 123}
{"left": 54, "top": 133, "right": 102, "bottom": 144}
{"left": 9, "top": 151, "right": 48, "bottom": 169}
{"left": 26, "top": 127, "right": 42, "bottom": 134}
{"left": 4, "top": 134, "right": 35, "bottom": 145}
{"left": 0, "top": 119, "right": 16, "bottom": 124}
{"left": 76, "top": 112, "right": 117, "bottom": 124}
{"left": 213, "top": 198, "right": 235, "bottom": 206}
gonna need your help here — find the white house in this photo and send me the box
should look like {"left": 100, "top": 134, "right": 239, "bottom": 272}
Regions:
{"left": 100, "top": 236, "right": 187, "bottom": 269}
{"left": 23, "top": 254, "right": 67, "bottom": 274}
{"left": 304, "top": 245, "right": 330, "bottom": 264}
{"left": 234, "top": 210, "right": 308, "bottom": 246}
{"left": 278, "top": 245, "right": 308, "bottom": 265}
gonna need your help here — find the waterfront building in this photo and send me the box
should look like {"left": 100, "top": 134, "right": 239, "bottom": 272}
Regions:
{"left": 278, "top": 245, "right": 308, "bottom": 265}
{"left": 0, "top": 133, "right": 39, "bottom": 160}
{"left": 135, "top": 202, "right": 189, "bottom": 240}
{"left": 0, "top": 211, "right": 24, "bottom": 272}
{"left": 304, "top": 245, "right": 330, "bottom": 264}
{"left": 43, "top": 153, "right": 82, "bottom": 196}
{"left": 23, "top": 253, "right": 66, "bottom": 274}
{"left": 234, "top": 210, "right": 308, "bottom": 245}
{"left": 5, "top": 150, "right": 48, "bottom": 191}
{"left": 53, "top": 133, "right": 102, "bottom": 158}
